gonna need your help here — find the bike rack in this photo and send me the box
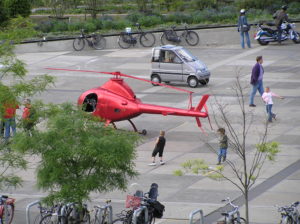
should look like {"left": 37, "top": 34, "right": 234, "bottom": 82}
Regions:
{"left": 26, "top": 200, "right": 41, "bottom": 224}
{"left": 132, "top": 206, "right": 148, "bottom": 224}
{"left": 189, "top": 209, "right": 204, "bottom": 224}
{"left": 95, "top": 204, "right": 113, "bottom": 224}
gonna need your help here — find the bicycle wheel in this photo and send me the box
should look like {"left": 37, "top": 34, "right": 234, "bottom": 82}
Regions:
{"left": 39, "top": 214, "right": 56, "bottom": 224}
{"left": 112, "top": 218, "right": 125, "bottom": 224}
{"left": 118, "top": 34, "right": 131, "bottom": 49}
{"left": 140, "top": 32, "right": 156, "bottom": 47}
{"left": 185, "top": 31, "right": 199, "bottom": 46}
{"left": 73, "top": 37, "right": 85, "bottom": 51}
{"left": 92, "top": 35, "right": 106, "bottom": 50}
{"left": 160, "top": 33, "right": 172, "bottom": 45}
{"left": 1, "top": 204, "right": 14, "bottom": 224}
{"left": 233, "top": 217, "right": 246, "bottom": 224}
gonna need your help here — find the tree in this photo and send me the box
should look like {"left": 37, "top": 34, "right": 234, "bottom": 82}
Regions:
{"left": 85, "top": 0, "right": 102, "bottom": 19}
{"left": 174, "top": 74, "right": 280, "bottom": 223}
{"left": 0, "top": 0, "right": 9, "bottom": 25}
{"left": 0, "top": 17, "right": 54, "bottom": 190}
{"left": 12, "top": 103, "right": 140, "bottom": 204}
{"left": 6, "top": 0, "right": 32, "bottom": 18}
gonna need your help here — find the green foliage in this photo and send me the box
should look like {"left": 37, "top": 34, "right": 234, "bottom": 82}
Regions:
{"left": 6, "top": 0, "right": 31, "bottom": 18}
{"left": 138, "top": 15, "right": 163, "bottom": 27}
{"left": 192, "top": 0, "right": 217, "bottom": 10}
{"left": 173, "top": 169, "right": 183, "bottom": 176}
{"left": 257, "top": 142, "right": 280, "bottom": 161}
{"left": 12, "top": 103, "right": 140, "bottom": 204}
{"left": 0, "top": 145, "right": 27, "bottom": 189}
{"left": 0, "top": 17, "right": 54, "bottom": 190}
{"left": 0, "top": 0, "right": 9, "bottom": 25}
{"left": 288, "top": 2, "right": 300, "bottom": 14}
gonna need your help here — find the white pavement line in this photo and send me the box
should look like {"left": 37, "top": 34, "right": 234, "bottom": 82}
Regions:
{"left": 209, "top": 46, "right": 268, "bottom": 70}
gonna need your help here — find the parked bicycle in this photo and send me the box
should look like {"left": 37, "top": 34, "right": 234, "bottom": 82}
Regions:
{"left": 73, "top": 29, "right": 106, "bottom": 51}
{"left": 113, "top": 183, "right": 164, "bottom": 224}
{"left": 277, "top": 201, "right": 300, "bottom": 224}
{"left": 0, "top": 195, "right": 15, "bottom": 224}
{"left": 118, "top": 23, "right": 156, "bottom": 49}
{"left": 219, "top": 197, "right": 246, "bottom": 224}
{"left": 93, "top": 200, "right": 113, "bottom": 224}
{"left": 39, "top": 202, "right": 90, "bottom": 224}
{"left": 160, "top": 25, "right": 199, "bottom": 46}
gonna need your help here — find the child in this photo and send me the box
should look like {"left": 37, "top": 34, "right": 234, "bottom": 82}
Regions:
{"left": 149, "top": 131, "right": 166, "bottom": 166}
{"left": 217, "top": 128, "right": 228, "bottom": 165}
{"left": 262, "top": 87, "right": 284, "bottom": 123}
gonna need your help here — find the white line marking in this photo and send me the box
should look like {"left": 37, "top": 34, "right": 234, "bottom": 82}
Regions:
{"left": 209, "top": 46, "right": 268, "bottom": 70}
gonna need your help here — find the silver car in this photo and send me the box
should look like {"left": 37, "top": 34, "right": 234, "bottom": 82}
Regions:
{"left": 151, "top": 45, "right": 210, "bottom": 88}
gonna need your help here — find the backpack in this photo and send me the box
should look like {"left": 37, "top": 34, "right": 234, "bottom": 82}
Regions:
{"left": 150, "top": 200, "right": 165, "bottom": 218}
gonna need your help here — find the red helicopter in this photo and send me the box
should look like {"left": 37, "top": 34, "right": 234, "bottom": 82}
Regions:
{"left": 46, "top": 68, "right": 211, "bottom": 134}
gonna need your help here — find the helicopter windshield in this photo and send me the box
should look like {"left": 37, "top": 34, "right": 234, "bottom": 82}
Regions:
{"left": 83, "top": 93, "right": 97, "bottom": 112}
{"left": 175, "top": 48, "right": 197, "bottom": 62}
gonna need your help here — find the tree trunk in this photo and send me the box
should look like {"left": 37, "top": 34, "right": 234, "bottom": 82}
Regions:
{"left": 244, "top": 188, "right": 249, "bottom": 224}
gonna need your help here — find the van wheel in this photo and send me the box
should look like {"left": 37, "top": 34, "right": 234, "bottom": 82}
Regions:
{"left": 151, "top": 75, "right": 161, "bottom": 86}
{"left": 199, "top": 78, "right": 209, "bottom": 85}
{"left": 188, "top": 76, "right": 198, "bottom": 88}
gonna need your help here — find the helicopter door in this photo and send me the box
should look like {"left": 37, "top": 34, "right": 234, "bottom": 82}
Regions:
{"left": 159, "top": 50, "right": 183, "bottom": 82}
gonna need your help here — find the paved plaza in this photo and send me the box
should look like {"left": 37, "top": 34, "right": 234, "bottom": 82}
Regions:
{"left": 3, "top": 41, "right": 300, "bottom": 223}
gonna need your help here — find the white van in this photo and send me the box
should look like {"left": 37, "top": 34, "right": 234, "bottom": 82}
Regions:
{"left": 151, "top": 45, "right": 210, "bottom": 88}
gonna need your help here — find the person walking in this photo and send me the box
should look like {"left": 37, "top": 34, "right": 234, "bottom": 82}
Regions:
{"left": 262, "top": 87, "right": 284, "bottom": 123}
{"left": 22, "top": 99, "right": 36, "bottom": 134}
{"left": 149, "top": 130, "right": 166, "bottom": 166}
{"left": 217, "top": 128, "right": 228, "bottom": 165}
{"left": 273, "top": 5, "right": 289, "bottom": 44}
{"left": 3, "top": 102, "right": 19, "bottom": 142}
{"left": 249, "top": 56, "right": 264, "bottom": 107}
{"left": 238, "top": 9, "right": 251, "bottom": 49}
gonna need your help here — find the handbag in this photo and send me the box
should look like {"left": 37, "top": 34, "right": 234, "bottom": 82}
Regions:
{"left": 241, "top": 24, "right": 251, "bottom": 32}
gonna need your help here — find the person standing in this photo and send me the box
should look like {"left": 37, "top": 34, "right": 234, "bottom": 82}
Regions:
{"left": 249, "top": 56, "right": 264, "bottom": 107}
{"left": 22, "top": 99, "right": 36, "bottom": 134}
{"left": 217, "top": 128, "right": 228, "bottom": 165}
{"left": 273, "top": 5, "right": 289, "bottom": 44}
{"left": 149, "top": 131, "right": 166, "bottom": 166}
{"left": 238, "top": 9, "right": 251, "bottom": 49}
{"left": 262, "top": 87, "right": 284, "bottom": 123}
{"left": 3, "top": 102, "right": 19, "bottom": 142}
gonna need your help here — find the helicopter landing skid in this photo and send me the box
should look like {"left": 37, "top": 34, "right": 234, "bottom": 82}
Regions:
{"left": 111, "top": 120, "right": 147, "bottom": 135}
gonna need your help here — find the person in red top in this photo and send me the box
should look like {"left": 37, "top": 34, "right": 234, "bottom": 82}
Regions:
{"left": 22, "top": 99, "right": 36, "bottom": 133}
{"left": 3, "top": 102, "right": 19, "bottom": 141}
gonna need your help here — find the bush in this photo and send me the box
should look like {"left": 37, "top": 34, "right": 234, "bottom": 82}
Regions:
{"left": 137, "top": 15, "right": 163, "bottom": 27}
{"left": 288, "top": 2, "right": 300, "bottom": 14}
{"left": 164, "top": 12, "right": 193, "bottom": 24}
{"left": 83, "top": 21, "right": 97, "bottom": 33}
{"left": 52, "top": 21, "right": 68, "bottom": 32}
{"left": 6, "top": 0, "right": 31, "bottom": 18}
{"left": 68, "top": 22, "right": 83, "bottom": 32}
{"left": 126, "top": 12, "right": 144, "bottom": 23}
{"left": 36, "top": 21, "right": 54, "bottom": 33}
{"left": 192, "top": 0, "right": 217, "bottom": 10}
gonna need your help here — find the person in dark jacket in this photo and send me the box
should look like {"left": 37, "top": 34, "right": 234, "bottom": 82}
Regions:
{"left": 237, "top": 9, "right": 251, "bottom": 49}
{"left": 249, "top": 56, "right": 264, "bottom": 107}
{"left": 149, "top": 131, "right": 166, "bottom": 166}
{"left": 274, "top": 5, "right": 289, "bottom": 44}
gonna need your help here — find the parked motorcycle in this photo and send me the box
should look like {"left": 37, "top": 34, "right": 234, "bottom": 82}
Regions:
{"left": 255, "top": 22, "right": 300, "bottom": 45}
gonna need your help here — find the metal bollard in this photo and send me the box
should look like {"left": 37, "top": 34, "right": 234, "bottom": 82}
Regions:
{"left": 26, "top": 200, "right": 41, "bottom": 224}
{"left": 132, "top": 206, "right": 148, "bottom": 224}
{"left": 95, "top": 204, "right": 113, "bottom": 224}
{"left": 189, "top": 209, "right": 204, "bottom": 224}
